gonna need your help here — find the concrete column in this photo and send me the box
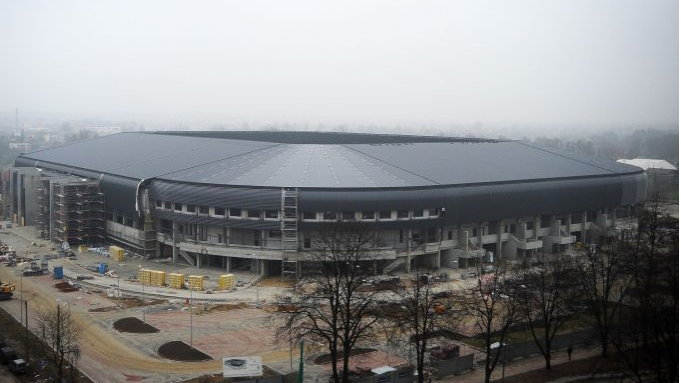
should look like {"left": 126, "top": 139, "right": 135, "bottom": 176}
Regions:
{"left": 496, "top": 222, "right": 503, "bottom": 259}
{"left": 406, "top": 229, "right": 412, "bottom": 273}
{"left": 196, "top": 252, "right": 201, "bottom": 269}
{"left": 171, "top": 221, "right": 178, "bottom": 264}
{"left": 458, "top": 229, "right": 469, "bottom": 251}
{"left": 581, "top": 212, "right": 588, "bottom": 243}
{"left": 611, "top": 208, "right": 617, "bottom": 228}
{"left": 225, "top": 256, "right": 231, "bottom": 272}
{"left": 517, "top": 221, "right": 527, "bottom": 240}
{"left": 435, "top": 250, "right": 441, "bottom": 269}
{"left": 534, "top": 216, "right": 540, "bottom": 239}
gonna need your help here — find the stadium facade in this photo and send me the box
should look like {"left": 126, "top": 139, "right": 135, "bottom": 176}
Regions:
{"left": 5, "top": 131, "right": 647, "bottom": 277}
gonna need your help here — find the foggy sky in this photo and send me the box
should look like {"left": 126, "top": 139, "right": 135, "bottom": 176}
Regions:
{"left": 0, "top": 0, "right": 678, "bottom": 128}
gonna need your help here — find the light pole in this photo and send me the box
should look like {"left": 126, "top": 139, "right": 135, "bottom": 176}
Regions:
{"left": 296, "top": 337, "right": 323, "bottom": 383}
{"left": 189, "top": 286, "right": 194, "bottom": 347}
{"left": 142, "top": 279, "right": 146, "bottom": 323}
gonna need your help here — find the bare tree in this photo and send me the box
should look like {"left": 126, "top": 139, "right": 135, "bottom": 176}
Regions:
{"left": 273, "top": 223, "right": 382, "bottom": 383}
{"left": 611, "top": 199, "right": 679, "bottom": 383}
{"left": 576, "top": 234, "right": 633, "bottom": 357}
{"left": 388, "top": 269, "right": 444, "bottom": 383}
{"left": 454, "top": 261, "right": 521, "bottom": 383}
{"left": 518, "top": 253, "right": 581, "bottom": 370}
{"left": 36, "top": 304, "right": 81, "bottom": 381}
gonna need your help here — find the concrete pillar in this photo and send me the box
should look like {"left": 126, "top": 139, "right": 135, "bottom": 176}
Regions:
{"left": 458, "top": 229, "right": 469, "bottom": 251}
{"left": 534, "top": 216, "right": 540, "bottom": 239}
{"left": 611, "top": 208, "right": 617, "bottom": 228}
{"left": 496, "top": 222, "right": 503, "bottom": 259}
{"left": 517, "top": 221, "right": 527, "bottom": 240}
{"left": 171, "top": 221, "right": 178, "bottom": 264}
{"left": 225, "top": 256, "right": 231, "bottom": 272}
{"left": 406, "top": 229, "right": 412, "bottom": 273}
{"left": 196, "top": 252, "right": 201, "bottom": 269}
{"left": 435, "top": 250, "right": 441, "bottom": 269}
{"left": 581, "top": 212, "right": 588, "bottom": 243}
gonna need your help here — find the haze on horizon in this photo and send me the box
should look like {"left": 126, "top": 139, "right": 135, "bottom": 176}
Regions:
{"left": 0, "top": 0, "right": 678, "bottom": 131}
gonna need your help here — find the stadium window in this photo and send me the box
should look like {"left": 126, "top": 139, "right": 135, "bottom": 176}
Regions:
{"left": 472, "top": 228, "right": 477, "bottom": 237}
{"left": 323, "top": 211, "right": 337, "bottom": 221}
{"left": 155, "top": 200, "right": 162, "bottom": 208}
{"left": 397, "top": 210, "right": 409, "bottom": 219}
{"left": 504, "top": 225, "right": 509, "bottom": 233}
{"left": 448, "top": 230, "right": 453, "bottom": 240}
{"left": 214, "top": 207, "right": 225, "bottom": 216}
{"left": 217, "top": 234, "right": 224, "bottom": 243}
{"left": 304, "top": 238, "right": 311, "bottom": 248}
{"left": 399, "top": 230, "right": 404, "bottom": 243}
{"left": 229, "top": 208, "right": 242, "bottom": 218}
{"left": 116, "top": 215, "right": 124, "bottom": 224}
{"left": 199, "top": 206, "right": 209, "bottom": 215}
{"left": 526, "top": 221, "right": 534, "bottom": 230}
{"left": 379, "top": 211, "right": 391, "bottom": 219}
{"left": 269, "top": 230, "right": 282, "bottom": 238}
{"left": 247, "top": 210, "right": 260, "bottom": 218}
{"left": 428, "top": 208, "right": 439, "bottom": 217}
{"left": 186, "top": 204, "right": 196, "bottom": 213}
{"left": 413, "top": 209, "right": 424, "bottom": 218}
{"left": 164, "top": 201, "right": 172, "bottom": 209}
{"left": 174, "top": 203, "right": 183, "bottom": 212}
{"left": 361, "top": 211, "right": 375, "bottom": 220}
{"left": 510, "top": 224, "right": 516, "bottom": 233}
{"left": 341, "top": 211, "right": 355, "bottom": 220}
{"left": 265, "top": 210, "right": 278, "bottom": 219}
{"left": 302, "top": 211, "right": 316, "bottom": 220}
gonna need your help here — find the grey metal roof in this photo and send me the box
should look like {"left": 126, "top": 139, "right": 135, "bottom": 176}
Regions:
{"left": 19, "top": 131, "right": 642, "bottom": 189}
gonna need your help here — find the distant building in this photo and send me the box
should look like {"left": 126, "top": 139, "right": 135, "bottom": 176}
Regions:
{"left": 7, "top": 131, "right": 646, "bottom": 277}
{"left": 9, "top": 142, "right": 32, "bottom": 152}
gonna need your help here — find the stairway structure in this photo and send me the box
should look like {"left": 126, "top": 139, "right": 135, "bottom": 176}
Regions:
{"left": 281, "top": 188, "right": 299, "bottom": 279}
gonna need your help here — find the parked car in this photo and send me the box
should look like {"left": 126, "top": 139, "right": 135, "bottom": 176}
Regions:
{"left": 0, "top": 347, "right": 17, "bottom": 364}
{"left": 8, "top": 358, "right": 27, "bottom": 374}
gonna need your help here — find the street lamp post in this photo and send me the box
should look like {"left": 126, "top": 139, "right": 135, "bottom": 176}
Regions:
{"left": 190, "top": 286, "right": 194, "bottom": 347}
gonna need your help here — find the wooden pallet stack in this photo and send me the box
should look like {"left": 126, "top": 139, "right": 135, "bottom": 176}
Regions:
{"left": 187, "top": 275, "right": 204, "bottom": 291}
{"left": 168, "top": 273, "right": 185, "bottom": 289}
{"left": 218, "top": 274, "right": 236, "bottom": 290}
{"left": 148, "top": 270, "right": 166, "bottom": 286}
{"left": 109, "top": 245, "right": 126, "bottom": 261}
{"left": 138, "top": 269, "right": 151, "bottom": 285}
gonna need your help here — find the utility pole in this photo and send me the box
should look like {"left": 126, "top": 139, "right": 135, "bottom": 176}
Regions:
{"left": 24, "top": 301, "right": 28, "bottom": 361}
{"left": 297, "top": 340, "right": 304, "bottom": 383}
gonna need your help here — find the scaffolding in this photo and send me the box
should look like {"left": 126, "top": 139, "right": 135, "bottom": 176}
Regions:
{"left": 53, "top": 180, "right": 105, "bottom": 246}
{"left": 34, "top": 178, "right": 51, "bottom": 239}
{"left": 281, "top": 188, "right": 299, "bottom": 280}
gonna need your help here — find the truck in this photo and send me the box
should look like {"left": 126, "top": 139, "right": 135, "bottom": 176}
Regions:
{"left": 0, "top": 281, "right": 15, "bottom": 300}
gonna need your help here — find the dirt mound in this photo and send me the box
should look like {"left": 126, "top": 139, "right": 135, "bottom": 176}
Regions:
{"left": 203, "top": 302, "right": 249, "bottom": 314}
{"left": 113, "top": 317, "right": 160, "bottom": 333}
{"left": 158, "top": 341, "right": 212, "bottom": 362}
{"left": 89, "top": 306, "right": 118, "bottom": 313}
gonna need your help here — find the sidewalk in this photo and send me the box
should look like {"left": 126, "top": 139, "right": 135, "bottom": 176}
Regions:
{"left": 439, "top": 345, "right": 602, "bottom": 383}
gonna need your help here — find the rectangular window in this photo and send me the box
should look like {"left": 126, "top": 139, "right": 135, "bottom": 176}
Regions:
{"left": 302, "top": 211, "right": 316, "bottom": 220}
{"left": 174, "top": 203, "right": 183, "bottom": 211}
{"left": 269, "top": 230, "right": 282, "bottom": 238}
{"left": 397, "top": 210, "right": 409, "bottom": 219}
{"left": 448, "top": 230, "right": 453, "bottom": 240}
{"left": 323, "top": 211, "right": 336, "bottom": 221}
{"left": 413, "top": 209, "right": 424, "bottom": 218}
{"left": 265, "top": 210, "right": 278, "bottom": 219}
{"left": 504, "top": 225, "right": 509, "bottom": 233}
{"left": 379, "top": 211, "right": 391, "bottom": 219}
{"left": 214, "top": 207, "right": 225, "bottom": 216}
{"left": 526, "top": 221, "right": 534, "bottom": 230}
{"left": 229, "top": 208, "right": 242, "bottom": 218}
{"left": 217, "top": 234, "right": 224, "bottom": 243}
{"left": 361, "top": 211, "right": 375, "bottom": 220}
{"left": 199, "top": 206, "right": 209, "bottom": 214}
{"left": 399, "top": 230, "right": 404, "bottom": 243}
{"left": 164, "top": 201, "right": 172, "bottom": 209}
{"left": 304, "top": 238, "right": 311, "bottom": 248}
{"left": 342, "top": 211, "right": 355, "bottom": 220}
{"left": 428, "top": 208, "right": 439, "bottom": 217}
{"left": 155, "top": 200, "right": 162, "bottom": 208}
{"left": 510, "top": 224, "right": 516, "bottom": 233}
{"left": 186, "top": 204, "right": 196, "bottom": 213}
{"left": 472, "top": 228, "right": 477, "bottom": 237}
{"left": 247, "top": 210, "right": 260, "bottom": 218}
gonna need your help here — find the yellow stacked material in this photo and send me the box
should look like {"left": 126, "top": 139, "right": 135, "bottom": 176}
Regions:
{"left": 148, "top": 270, "right": 166, "bottom": 286}
{"left": 109, "top": 246, "right": 126, "bottom": 261}
{"left": 138, "top": 269, "right": 151, "bottom": 285}
{"left": 78, "top": 245, "right": 88, "bottom": 254}
{"left": 187, "top": 275, "right": 204, "bottom": 291}
{"left": 168, "top": 273, "right": 185, "bottom": 289}
{"left": 218, "top": 274, "right": 236, "bottom": 290}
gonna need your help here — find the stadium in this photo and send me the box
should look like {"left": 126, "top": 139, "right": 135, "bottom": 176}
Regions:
{"left": 6, "top": 131, "right": 647, "bottom": 277}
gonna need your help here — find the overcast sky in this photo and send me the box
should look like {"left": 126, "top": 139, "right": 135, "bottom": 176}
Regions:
{"left": 0, "top": 0, "right": 678, "bottom": 128}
